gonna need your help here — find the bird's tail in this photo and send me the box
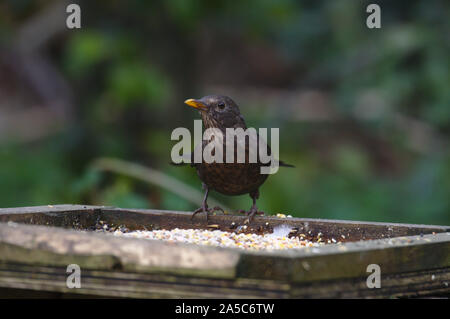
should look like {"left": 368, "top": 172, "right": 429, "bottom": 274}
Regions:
{"left": 279, "top": 160, "right": 295, "bottom": 168}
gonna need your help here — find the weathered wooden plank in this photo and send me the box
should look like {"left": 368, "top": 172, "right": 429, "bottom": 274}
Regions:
{"left": 0, "top": 205, "right": 104, "bottom": 230}
{"left": 0, "top": 222, "right": 239, "bottom": 278}
{"left": 0, "top": 263, "right": 448, "bottom": 298}
{"left": 0, "top": 263, "right": 289, "bottom": 298}
{"left": 289, "top": 268, "right": 450, "bottom": 298}
{"left": 0, "top": 205, "right": 106, "bottom": 214}
{"left": 1, "top": 205, "right": 448, "bottom": 242}
{"left": 102, "top": 208, "right": 450, "bottom": 243}
{"left": 236, "top": 232, "right": 450, "bottom": 282}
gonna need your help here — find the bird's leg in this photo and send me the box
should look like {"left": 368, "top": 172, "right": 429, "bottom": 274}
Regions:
{"left": 243, "top": 190, "right": 265, "bottom": 224}
{"left": 191, "top": 184, "right": 224, "bottom": 221}
{"left": 191, "top": 185, "right": 210, "bottom": 221}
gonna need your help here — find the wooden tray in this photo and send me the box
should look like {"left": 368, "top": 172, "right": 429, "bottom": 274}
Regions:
{"left": 0, "top": 205, "right": 449, "bottom": 298}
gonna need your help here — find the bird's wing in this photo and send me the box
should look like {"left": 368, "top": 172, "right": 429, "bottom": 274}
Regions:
{"left": 171, "top": 133, "right": 295, "bottom": 168}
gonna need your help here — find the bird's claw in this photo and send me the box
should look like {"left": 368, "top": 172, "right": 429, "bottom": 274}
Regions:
{"left": 239, "top": 209, "right": 264, "bottom": 216}
{"left": 240, "top": 208, "right": 265, "bottom": 224}
{"left": 191, "top": 205, "right": 224, "bottom": 221}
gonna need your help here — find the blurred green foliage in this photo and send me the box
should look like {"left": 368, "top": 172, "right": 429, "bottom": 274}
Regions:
{"left": 0, "top": 0, "right": 449, "bottom": 225}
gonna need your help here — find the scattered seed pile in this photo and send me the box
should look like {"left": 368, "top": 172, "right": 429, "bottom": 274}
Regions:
{"left": 112, "top": 225, "right": 323, "bottom": 251}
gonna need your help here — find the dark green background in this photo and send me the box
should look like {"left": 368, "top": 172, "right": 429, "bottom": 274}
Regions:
{"left": 0, "top": 0, "right": 449, "bottom": 225}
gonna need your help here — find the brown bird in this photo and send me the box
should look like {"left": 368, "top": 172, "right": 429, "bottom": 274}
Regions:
{"left": 183, "top": 95, "right": 293, "bottom": 223}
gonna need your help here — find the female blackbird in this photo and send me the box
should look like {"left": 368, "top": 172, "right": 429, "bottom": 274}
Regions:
{"left": 184, "top": 95, "right": 293, "bottom": 223}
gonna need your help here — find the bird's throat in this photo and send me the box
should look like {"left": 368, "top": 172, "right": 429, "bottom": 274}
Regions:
{"left": 200, "top": 113, "right": 222, "bottom": 130}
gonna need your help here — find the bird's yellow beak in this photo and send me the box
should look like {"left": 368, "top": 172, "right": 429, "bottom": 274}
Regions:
{"left": 184, "top": 98, "right": 208, "bottom": 111}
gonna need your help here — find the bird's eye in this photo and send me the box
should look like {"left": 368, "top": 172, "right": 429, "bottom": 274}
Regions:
{"left": 217, "top": 102, "right": 225, "bottom": 109}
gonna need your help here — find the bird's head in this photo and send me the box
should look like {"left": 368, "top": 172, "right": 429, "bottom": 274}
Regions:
{"left": 184, "top": 95, "right": 246, "bottom": 129}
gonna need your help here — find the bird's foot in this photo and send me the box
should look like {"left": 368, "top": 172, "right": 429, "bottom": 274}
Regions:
{"left": 239, "top": 208, "right": 265, "bottom": 224}
{"left": 238, "top": 209, "right": 264, "bottom": 216}
{"left": 191, "top": 205, "right": 224, "bottom": 221}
